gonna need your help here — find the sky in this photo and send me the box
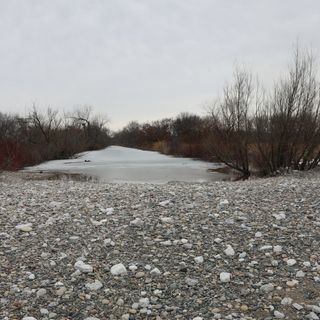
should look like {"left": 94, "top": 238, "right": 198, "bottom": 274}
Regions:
{"left": 0, "top": 0, "right": 320, "bottom": 130}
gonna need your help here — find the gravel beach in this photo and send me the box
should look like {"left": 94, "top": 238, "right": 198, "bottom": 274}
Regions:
{"left": 0, "top": 172, "right": 320, "bottom": 320}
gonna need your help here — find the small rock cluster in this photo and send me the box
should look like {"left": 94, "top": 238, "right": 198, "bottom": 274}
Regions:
{"left": 0, "top": 171, "right": 320, "bottom": 319}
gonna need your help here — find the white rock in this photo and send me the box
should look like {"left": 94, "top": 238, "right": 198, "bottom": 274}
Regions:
{"left": 218, "top": 199, "right": 229, "bottom": 207}
{"left": 74, "top": 261, "right": 93, "bottom": 273}
{"left": 85, "top": 280, "right": 103, "bottom": 291}
{"left": 129, "top": 265, "right": 138, "bottom": 271}
{"left": 286, "top": 280, "right": 299, "bottom": 287}
{"left": 40, "top": 309, "right": 49, "bottom": 315}
{"left": 139, "top": 297, "right": 150, "bottom": 308}
{"left": 130, "top": 218, "right": 144, "bottom": 227}
{"left": 224, "top": 245, "right": 235, "bottom": 256}
{"left": 194, "top": 256, "right": 204, "bottom": 264}
{"left": 311, "top": 305, "right": 320, "bottom": 313}
{"left": 150, "top": 268, "right": 161, "bottom": 276}
{"left": 220, "top": 272, "right": 231, "bottom": 283}
{"left": 104, "top": 207, "right": 114, "bottom": 215}
{"left": 260, "top": 283, "right": 274, "bottom": 293}
{"left": 292, "top": 303, "right": 303, "bottom": 310}
{"left": 160, "top": 240, "right": 172, "bottom": 246}
{"left": 287, "top": 259, "right": 297, "bottom": 266}
{"left": 104, "top": 238, "right": 115, "bottom": 246}
{"left": 273, "top": 212, "right": 286, "bottom": 220}
{"left": 22, "top": 317, "right": 37, "bottom": 320}
{"left": 273, "top": 245, "right": 282, "bottom": 253}
{"left": 307, "top": 312, "right": 320, "bottom": 320}
{"left": 16, "top": 223, "right": 33, "bottom": 232}
{"left": 154, "top": 289, "right": 162, "bottom": 296}
{"left": 36, "top": 288, "right": 47, "bottom": 298}
{"left": 260, "top": 245, "right": 273, "bottom": 251}
{"left": 84, "top": 318, "right": 100, "bottom": 320}
{"left": 281, "top": 297, "right": 293, "bottom": 305}
{"left": 49, "top": 201, "right": 61, "bottom": 208}
{"left": 111, "top": 263, "right": 127, "bottom": 276}
{"left": 121, "top": 314, "right": 130, "bottom": 320}
{"left": 160, "top": 217, "right": 173, "bottom": 223}
{"left": 132, "top": 302, "right": 139, "bottom": 309}
{"left": 296, "top": 270, "right": 305, "bottom": 278}
{"left": 214, "top": 238, "right": 222, "bottom": 243}
{"left": 158, "top": 200, "right": 170, "bottom": 206}
{"left": 28, "top": 273, "right": 35, "bottom": 280}
{"left": 185, "top": 277, "right": 198, "bottom": 286}
{"left": 255, "top": 231, "right": 263, "bottom": 238}
{"left": 193, "top": 317, "right": 203, "bottom": 320}
{"left": 274, "top": 310, "right": 285, "bottom": 318}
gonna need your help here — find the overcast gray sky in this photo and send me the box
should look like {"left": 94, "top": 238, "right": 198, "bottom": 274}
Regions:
{"left": 0, "top": 0, "right": 320, "bottom": 129}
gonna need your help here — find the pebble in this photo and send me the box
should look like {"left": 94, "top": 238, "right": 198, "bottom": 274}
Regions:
{"left": 273, "top": 245, "right": 282, "bottom": 253}
{"left": 292, "top": 303, "right": 303, "bottom": 310}
{"left": 85, "top": 279, "right": 103, "bottom": 291}
{"left": 16, "top": 223, "right": 33, "bottom": 232}
{"left": 220, "top": 272, "right": 231, "bottom": 283}
{"left": 281, "top": 297, "right": 293, "bottom": 305}
{"left": 274, "top": 310, "right": 285, "bottom": 318}
{"left": 110, "top": 263, "right": 127, "bottom": 276}
{"left": 194, "top": 256, "right": 204, "bottom": 264}
{"left": 74, "top": 261, "right": 93, "bottom": 273}
{"left": 260, "top": 283, "right": 274, "bottom": 293}
{"left": 224, "top": 245, "right": 235, "bottom": 256}
{"left": 150, "top": 267, "right": 161, "bottom": 275}
{"left": 185, "top": 277, "right": 198, "bottom": 286}
{"left": 307, "top": 312, "right": 320, "bottom": 320}
{"left": 130, "top": 217, "right": 144, "bottom": 227}
{"left": 287, "top": 259, "right": 297, "bottom": 266}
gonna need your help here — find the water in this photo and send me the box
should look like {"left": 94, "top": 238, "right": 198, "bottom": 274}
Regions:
{"left": 24, "top": 146, "right": 226, "bottom": 183}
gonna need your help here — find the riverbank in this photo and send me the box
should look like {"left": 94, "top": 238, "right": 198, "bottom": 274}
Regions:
{"left": 0, "top": 172, "right": 320, "bottom": 319}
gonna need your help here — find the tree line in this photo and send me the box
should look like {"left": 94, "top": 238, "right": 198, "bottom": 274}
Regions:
{"left": 1, "top": 48, "right": 320, "bottom": 178}
{"left": 114, "top": 49, "right": 320, "bottom": 178}
{"left": 0, "top": 106, "right": 110, "bottom": 170}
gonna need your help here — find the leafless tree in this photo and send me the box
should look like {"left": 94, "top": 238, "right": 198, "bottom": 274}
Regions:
{"left": 208, "top": 68, "right": 254, "bottom": 179}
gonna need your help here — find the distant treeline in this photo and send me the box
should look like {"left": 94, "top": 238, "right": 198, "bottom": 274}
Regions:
{"left": 1, "top": 48, "right": 320, "bottom": 178}
{"left": 112, "top": 113, "right": 212, "bottom": 160}
{"left": 0, "top": 106, "right": 110, "bottom": 170}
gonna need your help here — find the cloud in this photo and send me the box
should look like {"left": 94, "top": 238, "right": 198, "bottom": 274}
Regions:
{"left": 0, "top": 0, "right": 319, "bottom": 128}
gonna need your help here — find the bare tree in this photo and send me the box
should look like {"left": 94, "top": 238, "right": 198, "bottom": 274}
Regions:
{"left": 255, "top": 48, "right": 320, "bottom": 174}
{"left": 208, "top": 68, "right": 254, "bottom": 179}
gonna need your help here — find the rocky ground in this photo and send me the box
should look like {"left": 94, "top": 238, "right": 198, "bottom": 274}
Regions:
{"left": 0, "top": 171, "right": 319, "bottom": 320}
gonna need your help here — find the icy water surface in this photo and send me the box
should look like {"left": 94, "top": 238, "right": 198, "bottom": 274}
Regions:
{"left": 24, "top": 146, "right": 225, "bottom": 183}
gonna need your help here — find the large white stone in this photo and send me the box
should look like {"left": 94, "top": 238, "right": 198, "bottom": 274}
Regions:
{"left": 260, "top": 283, "right": 274, "bottom": 293}
{"left": 274, "top": 310, "right": 285, "bottom": 319}
{"left": 74, "top": 261, "right": 93, "bottom": 273}
{"left": 273, "top": 245, "right": 282, "bottom": 253}
{"left": 194, "top": 256, "right": 204, "bottom": 264}
{"left": 220, "top": 272, "right": 231, "bottom": 283}
{"left": 287, "top": 259, "right": 297, "bottom": 266}
{"left": 224, "top": 245, "right": 235, "bottom": 256}
{"left": 16, "top": 223, "right": 33, "bottom": 232}
{"left": 130, "top": 218, "right": 144, "bottom": 227}
{"left": 139, "top": 297, "right": 150, "bottom": 308}
{"left": 85, "top": 280, "right": 103, "bottom": 291}
{"left": 111, "top": 263, "right": 127, "bottom": 276}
